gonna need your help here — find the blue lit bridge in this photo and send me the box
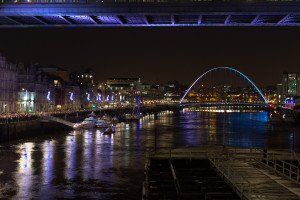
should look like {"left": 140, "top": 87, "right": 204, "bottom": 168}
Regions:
{"left": 2, "top": 0, "right": 300, "bottom": 27}
{"left": 179, "top": 67, "right": 270, "bottom": 108}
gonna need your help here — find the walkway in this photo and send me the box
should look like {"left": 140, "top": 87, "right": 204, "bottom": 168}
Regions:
{"left": 144, "top": 145, "right": 300, "bottom": 200}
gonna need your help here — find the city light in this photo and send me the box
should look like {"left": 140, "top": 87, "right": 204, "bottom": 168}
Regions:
{"left": 0, "top": 23, "right": 298, "bottom": 200}
{"left": 24, "top": 90, "right": 28, "bottom": 101}
{"left": 70, "top": 92, "right": 74, "bottom": 101}
{"left": 47, "top": 91, "right": 51, "bottom": 101}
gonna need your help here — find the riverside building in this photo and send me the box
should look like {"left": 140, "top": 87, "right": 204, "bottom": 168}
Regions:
{"left": 0, "top": 55, "right": 18, "bottom": 112}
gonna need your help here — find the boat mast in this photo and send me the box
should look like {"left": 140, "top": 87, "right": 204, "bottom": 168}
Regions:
{"left": 137, "top": 95, "right": 140, "bottom": 116}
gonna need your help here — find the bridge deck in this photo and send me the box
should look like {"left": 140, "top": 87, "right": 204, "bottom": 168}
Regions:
{"left": 2, "top": 3, "right": 300, "bottom": 27}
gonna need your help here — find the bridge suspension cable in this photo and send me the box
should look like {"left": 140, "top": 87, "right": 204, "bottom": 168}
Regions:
{"left": 179, "top": 67, "right": 268, "bottom": 104}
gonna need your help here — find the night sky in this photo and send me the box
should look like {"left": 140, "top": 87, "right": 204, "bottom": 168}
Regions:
{"left": 1, "top": 26, "right": 300, "bottom": 86}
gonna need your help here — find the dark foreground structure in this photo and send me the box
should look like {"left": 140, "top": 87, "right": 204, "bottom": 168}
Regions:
{"left": 145, "top": 158, "right": 240, "bottom": 200}
{"left": 2, "top": 1, "right": 300, "bottom": 27}
{"left": 143, "top": 146, "right": 300, "bottom": 200}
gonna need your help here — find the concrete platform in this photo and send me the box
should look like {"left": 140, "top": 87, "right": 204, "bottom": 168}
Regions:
{"left": 143, "top": 145, "right": 300, "bottom": 200}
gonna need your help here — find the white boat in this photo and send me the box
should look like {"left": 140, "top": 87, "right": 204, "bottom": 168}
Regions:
{"left": 95, "top": 118, "right": 109, "bottom": 128}
{"left": 120, "top": 113, "right": 142, "bottom": 121}
{"left": 81, "top": 112, "right": 97, "bottom": 129}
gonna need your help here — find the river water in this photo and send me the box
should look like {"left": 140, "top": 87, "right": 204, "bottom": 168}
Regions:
{"left": 0, "top": 109, "right": 299, "bottom": 199}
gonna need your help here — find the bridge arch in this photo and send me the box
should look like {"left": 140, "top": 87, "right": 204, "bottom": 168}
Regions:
{"left": 179, "top": 67, "right": 268, "bottom": 104}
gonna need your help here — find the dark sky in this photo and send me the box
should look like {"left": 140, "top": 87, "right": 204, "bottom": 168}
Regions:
{"left": 1, "top": 26, "right": 300, "bottom": 86}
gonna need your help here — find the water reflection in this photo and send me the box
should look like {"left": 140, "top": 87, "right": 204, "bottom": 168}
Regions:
{"left": 15, "top": 142, "right": 35, "bottom": 199}
{"left": 0, "top": 110, "right": 299, "bottom": 199}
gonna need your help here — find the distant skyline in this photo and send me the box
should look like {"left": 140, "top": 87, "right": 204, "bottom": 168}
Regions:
{"left": 1, "top": 27, "right": 300, "bottom": 86}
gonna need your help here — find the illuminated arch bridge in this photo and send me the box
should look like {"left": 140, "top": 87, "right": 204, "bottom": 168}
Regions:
{"left": 179, "top": 67, "right": 269, "bottom": 106}
{"left": 2, "top": 1, "right": 300, "bottom": 27}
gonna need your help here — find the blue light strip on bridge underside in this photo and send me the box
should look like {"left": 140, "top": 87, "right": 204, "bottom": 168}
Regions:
{"left": 179, "top": 67, "right": 268, "bottom": 104}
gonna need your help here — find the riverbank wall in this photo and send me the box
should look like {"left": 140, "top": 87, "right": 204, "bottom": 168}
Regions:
{"left": 0, "top": 120, "right": 72, "bottom": 142}
{"left": 0, "top": 120, "right": 41, "bottom": 142}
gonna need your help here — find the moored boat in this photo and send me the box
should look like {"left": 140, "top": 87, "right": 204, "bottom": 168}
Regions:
{"left": 81, "top": 112, "right": 97, "bottom": 129}
{"left": 103, "top": 126, "right": 115, "bottom": 135}
{"left": 95, "top": 118, "right": 109, "bottom": 128}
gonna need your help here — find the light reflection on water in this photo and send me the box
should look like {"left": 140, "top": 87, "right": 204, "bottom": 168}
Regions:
{"left": 0, "top": 110, "right": 299, "bottom": 199}
{"left": 15, "top": 142, "right": 34, "bottom": 199}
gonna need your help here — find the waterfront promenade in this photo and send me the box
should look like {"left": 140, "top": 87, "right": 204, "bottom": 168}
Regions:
{"left": 0, "top": 104, "right": 178, "bottom": 124}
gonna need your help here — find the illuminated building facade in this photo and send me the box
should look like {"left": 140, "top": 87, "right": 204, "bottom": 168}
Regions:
{"left": 106, "top": 78, "right": 141, "bottom": 104}
{"left": 17, "top": 63, "right": 55, "bottom": 112}
{"left": 281, "top": 72, "right": 300, "bottom": 97}
{"left": 163, "top": 81, "right": 186, "bottom": 101}
{"left": 70, "top": 70, "right": 95, "bottom": 109}
{"left": 64, "top": 85, "right": 81, "bottom": 110}
{"left": 0, "top": 55, "right": 18, "bottom": 112}
{"left": 276, "top": 72, "right": 300, "bottom": 106}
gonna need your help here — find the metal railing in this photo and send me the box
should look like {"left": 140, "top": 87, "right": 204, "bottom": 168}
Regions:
{"left": 148, "top": 146, "right": 266, "bottom": 160}
{"left": 261, "top": 153, "right": 300, "bottom": 183}
{"left": 209, "top": 153, "right": 270, "bottom": 200}
{"left": 169, "top": 160, "right": 181, "bottom": 199}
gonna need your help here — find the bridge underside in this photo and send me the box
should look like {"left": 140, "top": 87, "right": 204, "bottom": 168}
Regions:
{"left": 1, "top": 4, "right": 300, "bottom": 27}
